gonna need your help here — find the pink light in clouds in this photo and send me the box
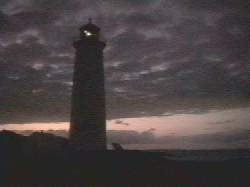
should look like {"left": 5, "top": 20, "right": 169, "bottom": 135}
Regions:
{"left": 1, "top": 108, "right": 250, "bottom": 137}
{"left": 0, "top": 122, "right": 69, "bottom": 131}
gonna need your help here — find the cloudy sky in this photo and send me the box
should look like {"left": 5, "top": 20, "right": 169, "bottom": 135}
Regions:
{"left": 0, "top": 0, "right": 250, "bottom": 148}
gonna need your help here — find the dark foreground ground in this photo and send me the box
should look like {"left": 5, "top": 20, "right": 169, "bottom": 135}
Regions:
{"left": 1, "top": 150, "right": 250, "bottom": 187}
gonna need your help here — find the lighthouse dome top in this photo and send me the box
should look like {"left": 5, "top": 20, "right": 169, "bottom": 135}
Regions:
{"left": 80, "top": 18, "right": 100, "bottom": 35}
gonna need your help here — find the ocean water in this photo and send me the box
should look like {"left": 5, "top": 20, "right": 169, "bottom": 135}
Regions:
{"left": 160, "top": 149, "right": 250, "bottom": 161}
{"left": 108, "top": 144, "right": 250, "bottom": 161}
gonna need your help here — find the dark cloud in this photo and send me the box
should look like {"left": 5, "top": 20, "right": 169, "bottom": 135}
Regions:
{"left": 0, "top": 11, "right": 9, "bottom": 32}
{"left": 183, "top": 0, "right": 250, "bottom": 11}
{"left": 208, "top": 120, "right": 235, "bottom": 125}
{"left": 114, "top": 120, "right": 130, "bottom": 126}
{"left": 112, "top": 128, "right": 250, "bottom": 149}
{"left": 0, "top": 0, "right": 250, "bottom": 124}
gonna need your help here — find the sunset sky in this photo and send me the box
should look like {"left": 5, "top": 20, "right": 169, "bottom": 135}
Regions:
{"left": 0, "top": 0, "right": 250, "bottom": 149}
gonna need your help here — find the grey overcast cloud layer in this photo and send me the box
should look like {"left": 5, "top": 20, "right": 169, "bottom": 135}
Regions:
{"left": 0, "top": 0, "right": 249, "bottom": 124}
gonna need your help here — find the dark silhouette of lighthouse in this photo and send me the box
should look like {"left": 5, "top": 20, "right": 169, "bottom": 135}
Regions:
{"left": 69, "top": 19, "right": 106, "bottom": 150}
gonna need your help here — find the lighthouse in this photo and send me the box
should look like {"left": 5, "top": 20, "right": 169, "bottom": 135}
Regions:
{"left": 69, "top": 19, "right": 106, "bottom": 150}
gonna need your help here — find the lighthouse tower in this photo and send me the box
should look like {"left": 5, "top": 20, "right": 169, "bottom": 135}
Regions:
{"left": 70, "top": 19, "right": 106, "bottom": 150}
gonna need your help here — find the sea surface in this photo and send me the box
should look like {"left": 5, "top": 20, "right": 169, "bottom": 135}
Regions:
{"left": 160, "top": 149, "right": 250, "bottom": 161}
{"left": 108, "top": 144, "right": 250, "bottom": 161}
